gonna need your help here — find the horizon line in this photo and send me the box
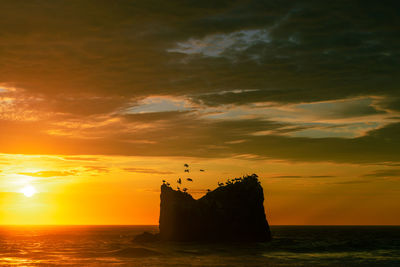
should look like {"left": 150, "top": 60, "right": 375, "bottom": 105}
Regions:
{"left": 0, "top": 224, "right": 399, "bottom": 227}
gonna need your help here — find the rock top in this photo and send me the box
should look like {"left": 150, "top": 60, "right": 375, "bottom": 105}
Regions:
{"left": 159, "top": 174, "right": 271, "bottom": 242}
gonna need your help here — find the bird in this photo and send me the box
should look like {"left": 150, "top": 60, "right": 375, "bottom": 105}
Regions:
{"left": 184, "top": 163, "right": 189, "bottom": 168}
{"left": 177, "top": 186, "right": 180, "bottom": 191}
{"left": 166, "top": 182, "right": 170, "bottom": 186}
{"left": 177, "top": 178, "right": 182, "bottom": 184}
{"left": 184, "top": 169, "right": 189, "bottom": 173}
{"left": 187, "top": 178, "right": 193, "bottom": 182}
{"left": 162, "top": 180, "right": 165, "bottom": 183}
{"left": 183, "top": 188, "right": 187, "bottom": 192}
{"left": 218, "top": 182, "right": 223, "bottom": 186}
{"left": 207, "top": 189, "right": 211, "bottom": 192}
{"left": 200, "top": 169, "right": 205, "bottom": 172}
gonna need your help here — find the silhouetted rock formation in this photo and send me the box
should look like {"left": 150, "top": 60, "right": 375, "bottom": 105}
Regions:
{"left": 159, "top": 174, "right": 271, "bottom": 242}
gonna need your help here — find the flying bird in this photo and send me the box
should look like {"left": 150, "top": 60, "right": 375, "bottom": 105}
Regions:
{"left": 177, "top": 178, "right": 182, "bottom": 184}
{"left": 184, "top": 169, "right": 189, "bottom": 173}
{"left": 184, "top": 163, "right": 189, "bottom": 168}
{"left": 187, "top": 178, "right": 193, "bottom": 182}
{"left": 200, "top": 169, "right": 205, "bottom": 172}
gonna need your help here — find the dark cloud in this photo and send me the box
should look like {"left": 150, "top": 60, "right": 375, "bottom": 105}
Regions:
{"left": 229, "top": 123, "right": 400, "bottom": 163}
{"left": 0, "top": 1, "right": 399, "bottom": 164}
{"left": 0, "top": 109, "right": 399, "bottom": 164}
{"left": 0, "top": 1, "right": 398, "bottom": 106}
{"left": 362, "top": 169, "right": 400, "bottom": 178}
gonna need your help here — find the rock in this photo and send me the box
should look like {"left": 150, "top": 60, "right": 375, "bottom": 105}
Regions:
{"left": 132, "top": 231, "right": 159, "bottom": 243}
{"left": 159, "top": 174, "right": 272, "bottom": 242}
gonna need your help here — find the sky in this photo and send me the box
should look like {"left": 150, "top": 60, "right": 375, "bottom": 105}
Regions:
{"left": 0, "top": 0, "right": 399, "bottom": 225}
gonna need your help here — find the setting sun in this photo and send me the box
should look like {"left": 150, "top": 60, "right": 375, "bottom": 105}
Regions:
{"left": 0, "top": 1, "right": 399, "bottom": 266}
{"left": 20, "top": 185, "right": 36, "bottom": 197}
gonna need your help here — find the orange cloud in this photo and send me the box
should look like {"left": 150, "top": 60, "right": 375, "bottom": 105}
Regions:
{"left": 18, "top": 170, "right": 77, "bottom": 178}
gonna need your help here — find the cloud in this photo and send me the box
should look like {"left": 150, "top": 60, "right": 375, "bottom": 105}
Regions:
{"left": 0, "top": 1, "right": 399, "bottom": 165}
{"left": 84, "top": 166, "right": 110, "bottom": 173}
{"left": 332, "top": 180, "right": 372, "bottom": 185}
{"left": 0, "top": 1, "right": 397, "bottom": 106}
{"left": 228, "top": 122, "right": 400, "bottom": 163}
{"left": 125, "top": 96, "right": 193, "bottom": 114}
{"left": 18, "top": 170, "right": 77, "bottom": 178}
{"left": 362, "top": 169, "right": 400, "bottom": 178}
{"left": 122, "top": 111, "right": 192, "bottom": 123}
{"left": 0, "top": 107, "right": 399, "bottom": 164}
{"left": 64, "top": 156, "right": 100, "bottom": 161}
{"left": 271, "top": 175, "right": 335, "bottom": 179}
{"left": 122, "top": 168, "right": 174, "bottom": 175}
{"left": 199, "top": 96, "right": 398, "bottom": 138}
{"left": 167, "top": 29, "right": 271, "bottom": 58}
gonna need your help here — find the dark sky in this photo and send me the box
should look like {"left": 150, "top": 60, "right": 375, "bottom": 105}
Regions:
{"left": 0, "top": 0, "right": 399, "bottom": 164}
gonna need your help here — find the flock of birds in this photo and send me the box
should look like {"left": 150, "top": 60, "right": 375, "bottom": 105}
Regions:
{"left": 162, "top": 164, "right": 205, "bottom": 192}
{"left": 217, "top": 177, "right": 246, "bottom": 187}
{"left": 162, "top": 164, "right": 250, "bottom": 194}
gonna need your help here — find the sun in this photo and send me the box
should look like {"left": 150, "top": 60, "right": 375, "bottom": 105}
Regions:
{"left": 20, "top": 185, "right": 37, "bottom": 197}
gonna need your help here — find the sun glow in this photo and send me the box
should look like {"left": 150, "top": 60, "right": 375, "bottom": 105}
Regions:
{"left": 20, "top": 185, "right": 36, "bottom": 197}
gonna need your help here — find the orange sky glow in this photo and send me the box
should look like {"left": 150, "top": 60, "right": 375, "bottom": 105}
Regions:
{"left": 0, "top": 154, "right": 398, "bottom": 225}
{"left": 0, "top": 1, "right": 399, "bottom": 225}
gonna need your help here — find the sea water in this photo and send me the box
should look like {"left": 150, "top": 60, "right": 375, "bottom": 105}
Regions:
{"left": 0, "top": 225, "right": 399, "bottom": 266}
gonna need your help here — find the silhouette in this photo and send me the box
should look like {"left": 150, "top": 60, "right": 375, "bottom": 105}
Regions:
{"left": 162, "top": 180, "right": 166, "bottom": 184}
{"left": 200, "top": 169, "right": 205, "bottom": 172}
{"left": 166, "top": 182, "right": 170, "bottom": 186}
{"left": 184, "top": 169, "right": 189, "bottom": 173}
{"left": 184, "top": 163, "right": 189, "bottom": 168}
{"left": 218, "top": 182, "right": 224, "bottom": 187}
{"left": 187, "top": 178, "right": 193, "bottom": 182}
{"left": 177, "top": 178, "right": 182, "bottom": 184}
{"left": 159, "top": 174, "right": 271, "bottom": 242}
{"left": 182, "top": 188, "right": 187, "bottom": 192}
{"left": 225, "top": 180, "right": 233, "bottom": 185}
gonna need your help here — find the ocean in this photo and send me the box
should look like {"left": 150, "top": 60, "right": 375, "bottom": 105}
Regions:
{"left": 0, "top": 225, "right": 398, "bottom": 266}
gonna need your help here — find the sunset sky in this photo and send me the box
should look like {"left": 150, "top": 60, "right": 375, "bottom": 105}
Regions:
{"left": 0, "top": 1, "right": 399, "bottom": 225}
